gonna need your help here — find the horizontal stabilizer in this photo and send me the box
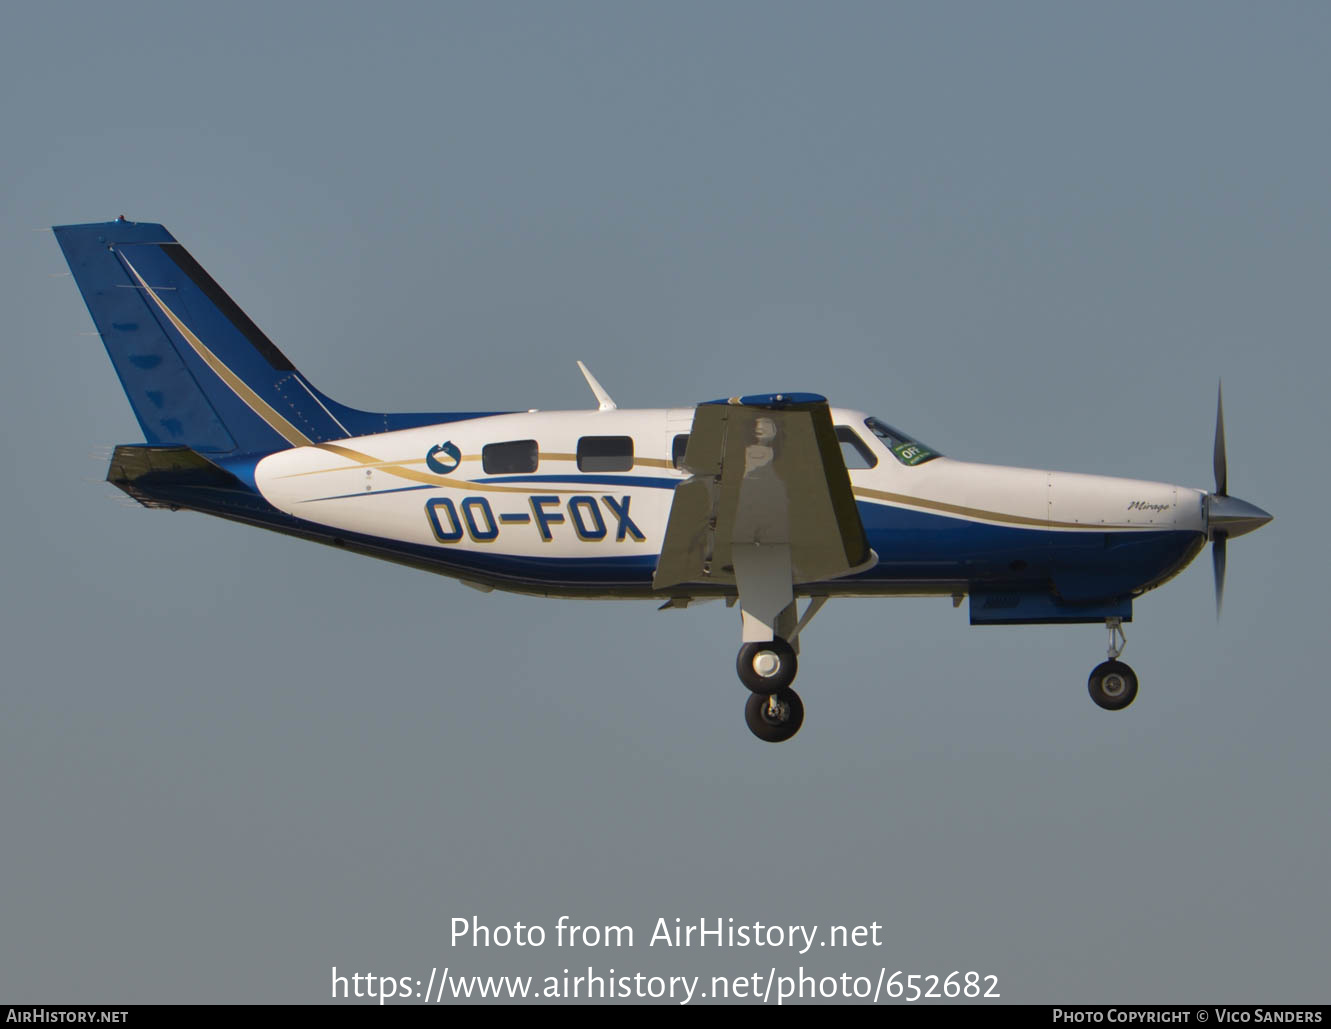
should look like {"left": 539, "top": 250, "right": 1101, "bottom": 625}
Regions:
{"left": 107, "top": 444, "right": 249, "bottom": 508}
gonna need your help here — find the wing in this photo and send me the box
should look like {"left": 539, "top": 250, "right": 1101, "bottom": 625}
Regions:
{"left": 653, "top": 393, "right": 872, "bottom": 590}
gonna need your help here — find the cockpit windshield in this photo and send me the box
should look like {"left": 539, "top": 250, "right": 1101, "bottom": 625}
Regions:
{"left": 865, "top": 417, "right": 941, "bottom": 467}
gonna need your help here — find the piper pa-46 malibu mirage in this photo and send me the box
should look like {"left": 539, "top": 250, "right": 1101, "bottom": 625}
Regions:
{"left": 55, "top": 219, "right": 1273, "bottom": 742}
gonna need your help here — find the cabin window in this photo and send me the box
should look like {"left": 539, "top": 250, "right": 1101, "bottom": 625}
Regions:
{"left": 482, "top": 439, "right": 539, "bottom": 474}
{"left": 672, "top": 434, "right": 690, "bottom": 470}
{"left": 577, "top": 435, "right": 634, "bottom": 472}
{"left": 835, "top": 426, "right": 878, "bottom": 470}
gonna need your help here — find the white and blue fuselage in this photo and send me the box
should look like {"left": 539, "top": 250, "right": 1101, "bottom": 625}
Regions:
{"left": 251, "top": 407, "right": 1208, "bottom": 608}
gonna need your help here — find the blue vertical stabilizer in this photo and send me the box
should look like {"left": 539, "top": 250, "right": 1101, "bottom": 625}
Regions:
{"left": 54, "top": 219, "right": 499, "bottom": 456}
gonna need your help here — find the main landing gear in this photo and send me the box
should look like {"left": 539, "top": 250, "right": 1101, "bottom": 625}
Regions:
{"left": 726, "top": 541, "right": 829, "bottom": 743}
{"left": 1088, "top": 617, "right": 1138, "bottom": 711}
{"left": 735, "top": 596, "right": 826, "bottom": 743}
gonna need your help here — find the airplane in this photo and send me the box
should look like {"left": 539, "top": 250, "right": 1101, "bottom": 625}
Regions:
{"left": 53, "top": 218, "right": 1273, "bottom": 742}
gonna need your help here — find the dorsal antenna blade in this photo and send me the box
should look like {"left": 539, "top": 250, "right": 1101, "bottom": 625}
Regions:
{"left": 576, "top": 360, "right": 618, "bottom": 411}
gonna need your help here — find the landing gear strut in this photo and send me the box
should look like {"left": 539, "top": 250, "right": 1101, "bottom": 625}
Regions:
{"left": 1088, "top": 617, "right": 1138, "bottom": 711}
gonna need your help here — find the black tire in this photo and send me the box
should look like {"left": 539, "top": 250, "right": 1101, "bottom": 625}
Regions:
{"left": 736, "top": 638, "right": 798, "bottom": 693}
{"left": 1088, "top": 660, "right": 1139, "bottom": 711}
{"left": 745, "top": 688, "right": 805, "bottom": 743}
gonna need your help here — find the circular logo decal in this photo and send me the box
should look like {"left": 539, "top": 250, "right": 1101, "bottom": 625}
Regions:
{"left": 426, "top": 441, "right": 461, "bottom": 475}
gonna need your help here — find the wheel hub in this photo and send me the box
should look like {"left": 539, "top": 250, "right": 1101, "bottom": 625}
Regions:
{"left": 752, "top": 651, "right": 781, "bottom": 677}
{"left": 1102, "top": 673, "right": 1127, "bottom": 698}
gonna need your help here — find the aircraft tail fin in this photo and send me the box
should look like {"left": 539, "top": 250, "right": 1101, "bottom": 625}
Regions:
{"left": 54, "top": 219, "right": 474, "bottom": 456}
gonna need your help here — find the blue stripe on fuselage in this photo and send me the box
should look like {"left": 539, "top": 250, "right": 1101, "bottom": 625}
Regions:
{"left": 302, "top": 483, "right": 438, "bottom": 503}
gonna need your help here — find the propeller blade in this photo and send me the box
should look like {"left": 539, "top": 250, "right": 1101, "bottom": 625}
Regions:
{"left": 1213, "top": 381, "right": 1227, "bottom": 497}
{"left": 1212, "top": 534, "right": 1227, "bottom": 619}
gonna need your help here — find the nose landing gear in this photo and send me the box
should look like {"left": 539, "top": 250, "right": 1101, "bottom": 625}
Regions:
{"left": 1088, "top": 617, "right": 1138, "bottom": 710}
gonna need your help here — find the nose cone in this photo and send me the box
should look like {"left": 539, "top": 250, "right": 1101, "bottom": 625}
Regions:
{"left": 1207, "top": 494, "right": 1273, "bottom": 539}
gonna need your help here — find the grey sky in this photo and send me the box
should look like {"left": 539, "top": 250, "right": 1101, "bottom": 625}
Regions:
{"left": 1, "top": 1, "right": 1325, "bottom": 1004}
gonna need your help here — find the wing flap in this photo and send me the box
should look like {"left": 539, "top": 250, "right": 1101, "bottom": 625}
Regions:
{"left": 653, "top": 396, "right": 871, "bottom": 590}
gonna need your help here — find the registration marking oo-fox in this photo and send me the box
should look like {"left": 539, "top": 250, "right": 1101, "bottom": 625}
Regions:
{"left": 426, "top": 494, "right": 646, "bottom": 545}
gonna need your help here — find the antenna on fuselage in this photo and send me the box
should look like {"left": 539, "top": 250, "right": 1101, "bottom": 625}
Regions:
{"left": 576, "top": 360, "right": 618, "bottom": 411}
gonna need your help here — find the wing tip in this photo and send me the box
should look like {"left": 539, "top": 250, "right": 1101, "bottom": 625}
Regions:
{"left": 702, "top": 392, "right": 827, "bottom": 409}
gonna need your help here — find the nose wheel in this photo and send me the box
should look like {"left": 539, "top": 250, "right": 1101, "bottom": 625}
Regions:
{"left": 1088, "top": 617, "right": 1139, "bottom": 710}
{"left": 1088, "top": 660, "right": 1138, "bottom": 710}
{"left": 744, "top": 688, "right": 805, "bottom": 742}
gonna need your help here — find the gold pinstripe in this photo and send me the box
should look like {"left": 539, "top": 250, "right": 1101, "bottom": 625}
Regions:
{"left": 117, "top": 251, "right": 314, "bottom": 448}
{"left": 277, "top": 454, "right": 485, "bottom": 479}
{"left": 312, "top": 444, "right": 593, "bottom": 496}
{"left": 851, "top": 486, "right": 1138, "bottom": 531}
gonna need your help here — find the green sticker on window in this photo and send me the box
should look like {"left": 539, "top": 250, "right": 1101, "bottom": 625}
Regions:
{"left": 892, "top": 442, "right": 936, "bottom": 466}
